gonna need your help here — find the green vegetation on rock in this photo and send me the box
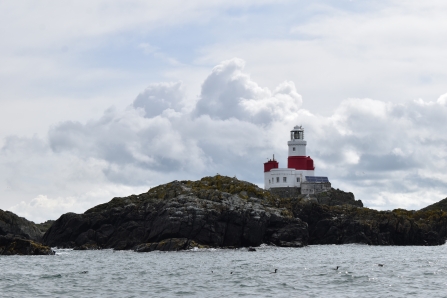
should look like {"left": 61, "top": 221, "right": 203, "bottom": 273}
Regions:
{"left": 0, "top": 236, "right": 54, "bottom": 255}
{"left": 43, "top": 175, "right": 447, "bottom": 250}
{"left": 44, "top": 175, "right": 308, "bottom": 250}
{"left": 420, "top": 197, "right": 447, "bottom": 212}
{"left": 85, "top": 175, "right": 278, "bottom": 214}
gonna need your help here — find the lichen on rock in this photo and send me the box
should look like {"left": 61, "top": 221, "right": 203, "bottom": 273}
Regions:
{"left": 43, "top": 175, "right": 308, "bottom": 250}
{"left": 42, "top": 175, "right": 447, "bottom": 250}
{"left": 0, "top": 235, "right": 54, "bottom": 255}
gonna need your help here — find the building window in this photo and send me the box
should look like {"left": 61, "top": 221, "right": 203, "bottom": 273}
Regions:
{"left": 283, "top": 177, "right": 287, "bottom": 182}
{"left": 269, "top": 179, "right": 271, "bottom": 184}
{"left": 276, "top": 177, "right": 279, "bottom": 183}
{"left": 293, "top": 147, "right": 296, "bottom": 151}
{"left": 297, "top": 177, "right": 300, "bottom": 182}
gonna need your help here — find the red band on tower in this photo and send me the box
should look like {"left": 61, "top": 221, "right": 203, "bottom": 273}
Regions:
{"left": 287, "top": 156, "right": 314, "bottom": 170}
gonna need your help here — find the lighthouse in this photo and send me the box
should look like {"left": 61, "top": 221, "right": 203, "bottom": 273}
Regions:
{"left": 287, "top": 125, "right": 314, "bottom": 172}
{"left": 264, "top": 125, "right": 329, "bottom": 193}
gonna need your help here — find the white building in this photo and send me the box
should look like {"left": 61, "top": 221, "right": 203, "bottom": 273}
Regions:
{"left": 264, "top": 125, "right": 326, "bottom": 191}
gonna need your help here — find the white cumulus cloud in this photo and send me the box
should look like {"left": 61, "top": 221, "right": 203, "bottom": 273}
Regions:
{"left": 2, "top": 58, "right": 447, "bottom": 222}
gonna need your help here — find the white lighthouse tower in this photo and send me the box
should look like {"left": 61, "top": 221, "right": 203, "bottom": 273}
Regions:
{"left": 288, "top": 125, "right": 307, "bottom": 157}
{"left": 264, "top": 125, "right": 329, "bottom": 193}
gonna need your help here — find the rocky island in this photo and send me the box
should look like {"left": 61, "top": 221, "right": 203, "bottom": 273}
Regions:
{"left": 41, "top": 175, "right": 447, "bottom": 251}
{"left": 6, "top": 124, "right": 447, "bottom": 253}
{"left": 0, "top": 210, "right": 54, "bottom": 255}
{"left": 2, "top": 175, "right": 447, "bottom": 254}
{"left": 43, "top": 175, "right": 309, "bottom": 250}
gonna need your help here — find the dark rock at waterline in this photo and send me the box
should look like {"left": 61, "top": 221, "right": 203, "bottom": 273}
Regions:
{"left": 292, "top": 203, "right": 446, "bottom": 246}
{"left": 43, "top": 176, "right": 309, "bottom": 250}
{"left": 272, "top": 187, "right": 445, "bottom": 246}
{"left": 73, "top": 243, "right": 102, "bottom": 250}
{"left": 0, "top": 209, "right": 55, "bottom": 255}
{"left": 0, "top": 209, "right": 43, "bottom": 242}
{"left": 0, "top": 235, "right": 54, "bottom": 255}
{"left": 134, "top": 238, "right": 204, "bottom": 252}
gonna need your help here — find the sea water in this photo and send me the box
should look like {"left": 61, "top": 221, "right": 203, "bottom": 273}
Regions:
{"left": 1, "top": 244, "right": 447, "bottom": 297}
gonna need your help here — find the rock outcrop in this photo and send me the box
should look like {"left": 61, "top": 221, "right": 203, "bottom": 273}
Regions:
{"left": 420, "top": 197, "right": 447, "bottom": 212}
{"left": 43, "top": 176, "right": 308, "bottom": 250}
{"left": 271, "top": 187, "right": 363, "bottom": 207}
{"left": 314, "top": 188, "right": 363, "bottom": 207}
{"left": 134, "top": 238, "right": 204, "bottom": 252}
{"left": 42, "top": 175, "right": 447, "bottom": 250}
{"left": 0, "top": 235, "right": 54, "bottom": 255}
{"left": 292, "top": 203, "right": 446, "bottom": 246}
{"left": 0, "top": 209, "right": 43, "bottom": 242}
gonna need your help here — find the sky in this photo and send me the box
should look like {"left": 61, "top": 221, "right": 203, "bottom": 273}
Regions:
{"left": 1, "top": 0, "right": 447, "bottom": 223}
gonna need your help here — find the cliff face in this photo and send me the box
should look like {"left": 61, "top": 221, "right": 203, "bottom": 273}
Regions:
{"left": 266, "top": 186, "right": 445, "bottom": 245}
{"left": 0, "top": 209, "right": 43, "bottom": 242}
{"left": 292, "top": 204, "right": 445, "bottom": 246}
{"left": 43, "top": 176, "right": 308, "bottom": 250}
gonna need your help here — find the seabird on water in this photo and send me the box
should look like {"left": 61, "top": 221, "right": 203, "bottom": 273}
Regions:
{"left": 270, "top": 269, "right": 278, "bottom": 274}
{"left": 334, "top": 266, "right": 340, "bottom": 270}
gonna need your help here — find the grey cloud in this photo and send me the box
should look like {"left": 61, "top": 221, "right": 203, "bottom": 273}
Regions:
{"left": 133, "top": 82, "right": 185, "bottom": 117}
{"left": 410, "top": 174, "right": 447, "bottom": 189}
{"left": 49, "top": 115, "right": 138, "bottom": 166}
{"left": 304, "top": 96, "right": 447, "bottom": 209}
{"left": 49, "top": 109, "right": 195, "bottom": 185}
{"left": 2, "top": 135, "right": 49, "bottom": 155}
{"left": 357, "top": 153, "right": 419, "bottom": 172}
